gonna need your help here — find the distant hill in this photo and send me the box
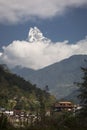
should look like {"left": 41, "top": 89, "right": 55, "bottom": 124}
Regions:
{"left": 0, "top": 64, "right": 55, "bottom": 110}
{"left": 12, "top": 55, "right": 87, "bottom": 102}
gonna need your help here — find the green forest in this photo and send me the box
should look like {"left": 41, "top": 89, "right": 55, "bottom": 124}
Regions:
{"left": 0, "top": 64, "right": 55, "bottom": 111}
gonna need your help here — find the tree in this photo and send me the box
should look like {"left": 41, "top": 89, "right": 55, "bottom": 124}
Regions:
{"left": 44, "top": 85, "right": 49, "bottom": 92}
{"left": 78, "top": 67, "right": 87, "bottom": 119}
{"left": 7, "top": 99, "right": 17, "bottom": 110}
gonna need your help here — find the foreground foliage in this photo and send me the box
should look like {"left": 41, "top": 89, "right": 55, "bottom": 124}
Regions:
{"left": 78, "top": 67, "right": 87, "bottom": 116}
{"left": 0, "top": 112, "right": 87, "bottom": 130}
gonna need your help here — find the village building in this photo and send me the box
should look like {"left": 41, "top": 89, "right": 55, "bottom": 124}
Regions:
{"left": 52, "top": 101, "right": 75, "bottom": 112}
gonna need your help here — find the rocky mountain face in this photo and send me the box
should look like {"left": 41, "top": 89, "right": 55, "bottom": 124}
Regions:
{"left": 12, "top": 55, "right": 87, "bottom": 102}
{"left": 28, "top": 27, "right": 51, "bottom": 43}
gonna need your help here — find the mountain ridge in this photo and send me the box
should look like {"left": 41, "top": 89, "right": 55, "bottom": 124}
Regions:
{"left": 12, "top": 54, "right": 87, "bottom": 101}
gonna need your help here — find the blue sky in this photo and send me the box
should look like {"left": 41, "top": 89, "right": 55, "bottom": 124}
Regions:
{"left": 0, "top": 0, "right": 87, "bottom": 69}
{"left": 0, "top": 7, "right": 87, "bottom": 47}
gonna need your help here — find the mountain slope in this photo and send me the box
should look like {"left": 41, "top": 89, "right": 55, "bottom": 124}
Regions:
{"left": 12, "top": 55, "right": 87, "bottom": 100}
{"left": 0, "top": 64, "right": 55, "bottom": 110}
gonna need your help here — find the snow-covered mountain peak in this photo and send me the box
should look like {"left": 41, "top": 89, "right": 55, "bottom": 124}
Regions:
{"left": 28, "top": 27, "right": 51, "bottom": 43}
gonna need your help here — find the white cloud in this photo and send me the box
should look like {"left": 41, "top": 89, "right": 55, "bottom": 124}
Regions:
{"left": 0, "top": 0, "right": 87, "bottom": 24}
{"left": 0, "top": 27, "right": 87, "bottom": 70}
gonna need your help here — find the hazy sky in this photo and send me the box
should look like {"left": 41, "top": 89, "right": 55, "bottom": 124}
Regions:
{"left": 0, "top": 0, "right": 87, "bottom": 69}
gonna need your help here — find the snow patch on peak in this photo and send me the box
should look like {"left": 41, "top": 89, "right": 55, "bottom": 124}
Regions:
{"left": 28, "top": 27, "right": 51, "bottom": 43}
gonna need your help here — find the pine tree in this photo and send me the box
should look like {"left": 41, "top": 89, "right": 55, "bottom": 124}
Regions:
{"left": 78, "top": 67, "right": 87, "bottom": 119}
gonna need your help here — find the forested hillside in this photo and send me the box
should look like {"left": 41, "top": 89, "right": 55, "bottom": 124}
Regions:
{"left": 0, "top": 64, "right": 55, "bottom": 111}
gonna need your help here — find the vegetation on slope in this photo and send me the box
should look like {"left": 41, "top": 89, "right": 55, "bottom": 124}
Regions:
{"left": 0, "top": 64, "right": 55, "bottom": 111}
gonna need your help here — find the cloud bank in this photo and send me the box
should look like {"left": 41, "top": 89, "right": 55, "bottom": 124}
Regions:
{"left": 0, "top": 0, "right": 87, "bottom": 24}
{"left": 0, "top": 27, "right": 87, "bottom": 70}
